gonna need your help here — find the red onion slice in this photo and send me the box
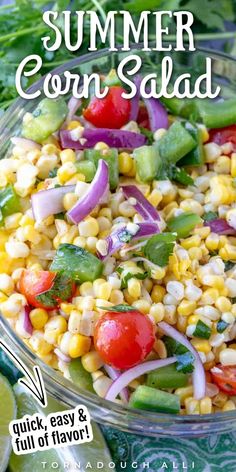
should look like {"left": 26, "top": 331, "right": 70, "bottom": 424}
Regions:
{"left": 97, "top": 222, "right": 159, "bottom": 260}
{"left": 129, "top": 76, "right": 141, "bottom": 122}
{"left": 205, "top": 218, "right": 236, "bottom": 235}
{"left": 158, "top": 322, "right": 206, "bottom": 400}
{"left": 54, "top": 348, "right": 71, "bottom": 363}
{"left": 67, "top": 159, "right": 109, "bottom": 224}
{"left": 65, "top": 97, "right": 81, "bottom": 124}
{"left": 60, "top": 128, "right": 146, "bottom": 150}
{"left": 121, "top": 185, "right": 160, "bottom": 221}
{"left": 143, "top": 97, "right": 169, "bottom": 132}
{"left": 104, "top": 364, "right": 129, "bottom": 403}
{"left": 31, "top": 185, "right": 75, "bottom": 222}
{"left": 19, "top": 305, "right": 33, "bottom": 337}
{"left": 105, "top": 357, "right": 176, "bottom": 402}
{"left": 11, "top": 137, "right": 41, "bottom": 150}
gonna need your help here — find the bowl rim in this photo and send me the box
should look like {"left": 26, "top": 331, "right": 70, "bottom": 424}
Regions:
{"left": 1, "top": 44, "right": 236, "bottom": 433}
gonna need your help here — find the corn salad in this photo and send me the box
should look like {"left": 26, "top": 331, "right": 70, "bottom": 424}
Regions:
{"left": 1, "top": 86, "right": 236, "bottom": 416}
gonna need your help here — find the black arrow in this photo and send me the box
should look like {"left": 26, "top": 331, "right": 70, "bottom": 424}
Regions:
{"left": 0, "top": 340, "right": 47, "bottom": 408}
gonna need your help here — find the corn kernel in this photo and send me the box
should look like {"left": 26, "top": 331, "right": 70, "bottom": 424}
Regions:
{"left": 60, "top": 149, "right": 76, "bottom": 164}
{"left": 127, "top": 278, "right": 141, "bottom": 299}
{"left": 191, "top": 339, "right": 211, "bottom": 354}
{"left": 132, "top": 299, "right": 150, "bottom": 314}
{"left": 149, "top": 303, "right": 165, "bottom": 322}
{"left": 57, "top": 162, "right": 77, "bottom": 184}
{"left": 63, "top": 193, "right": 78, "bottom": 211}
{"left": 177, "top": 299, "right": 196, "bottom": 317}
{"left": 222, "top": 400, "right": 236, "bottom": 411}
{"left": 181, "top": 235, "right": 201, "bottom": 250}
{"left": 231, "top": 153, "right": 236, "bottom": 177}
{"left": 97, "top": 282, "right": 112, "bottom": 301}
{"left": 200, "top": 397, "right": 212, "bottom": 414}
{"left": 215, "top": 296, "right": 232, "bottom": 312}
{"left": 118, "top": 152, "right": 133, "bottom": 174}
{"left": 78, "top": 217, "right": 99, "bottom": 237}
{"left": 30, "top": 308, "right": 49, "bottom": 329}
{"left": 69, "top": 334, "right": 91, "bottom": 358}
{"left": 81, "top": 350, "right": 104, "bottom": 373}
{"left": 175, "top": 386, "right": 193, "bottom": 404}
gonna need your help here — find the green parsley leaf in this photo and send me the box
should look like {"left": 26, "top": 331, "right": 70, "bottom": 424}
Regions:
{"left": 118, "top": 229, "right": 133, "bottom": 243}
{"left": 167, "top": 212, "right": 202, "bottom": 239}
{"left": 156, "top": 163, "right": 194, "bottom": 186}
{"left": 185, "top": 0, "right": 233, "bottom": 30}
{"left": 224, "top": 261, "right": 235, "bottom": 272}
{"left": 193, "top": 320, "right": 211, "bottom": 339}
{"left": 139, "top": 127, "right": 154, "bottom": 145}
{"left": 163, "top": 336, "right": 194, "bottom": 373}
{"left": 99, "top": 304, "right": 136, "bottom": 312}
{"left": 121, "top": 271, "right": 149, "bottom": 289}
{"left": 176, "top": 352, "right": 194, "bottom": 374}
{"left": 203, "top": 211, "right": 218, "bottom": 222}
{"left": 49, "top": 167, "right": 58, "bottom": 178}
{"left": 144, "top": 233, "right": 176, "bottom": 267}
{"left": 217, "top": 320, "right": 229, "bottom": 333}
{"left": 36, "top": 273, "right": 74, "bottom": 308}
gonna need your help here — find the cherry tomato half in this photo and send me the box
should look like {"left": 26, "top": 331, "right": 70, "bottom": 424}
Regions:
{"left": 209, "top": 125, "right": 236, "bottom": 152}
{"left": 83, "top": 86, "right": 131, "bottom": 129}
{"left": 211, "top": 364, "right": 236, "bottom": 396}
{"left": 94, "top": 310, "right": 155, "bottom": 370}
{"left": 19, "top": 270, "right": 56, "bottom": 309}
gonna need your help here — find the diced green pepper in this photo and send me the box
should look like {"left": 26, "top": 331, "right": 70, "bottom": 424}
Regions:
{"left": 156, "top": 121, "right": 197, "bottom": 164}
{"left": 133, "top": 145, "right": 161, "bottom": 182}
{"left": 50, "top": 243, "right": 103, "bottom": 283}
{"left": 197, "top": 98, "right": 236, "bottom": 129}
{"left": 160, "top": 96, "right": 199, "bottom": 120}
{"left": 129, "top": 385, "right": 180, "bottom": 414}
{"left": 178, "top": 123, "right": 205, "bottom": 167}
{"left": 69, "top": 359, "right": 94, "bottom": 392}
{"left": 167, "top": 212, "right": 202, "bottom": 238}
{"left": 22, "top": 97, "right": 68, "bottom": 143}
{"left": 147, "top": 363, "right": 188, "bottom": 389}
{"left": 0, "top": 185, "right": 21, "bottom": 220}
{"left": 75, "top": 161, "right": 96, "bottom": 182}
{"left": 193, "top": 320, "right": 211, "bottom": 339}
{"left": 85, "top": 148, "right": 118, "bottom": 189}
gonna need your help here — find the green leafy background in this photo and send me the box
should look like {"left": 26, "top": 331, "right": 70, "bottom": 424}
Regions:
{"left": 0, "top": 0, "right": 236, "bottom": 111}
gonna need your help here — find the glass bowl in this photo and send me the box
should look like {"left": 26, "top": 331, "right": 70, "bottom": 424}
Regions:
{"left": 1, "top": 46, "right": 236, "bottom": 438}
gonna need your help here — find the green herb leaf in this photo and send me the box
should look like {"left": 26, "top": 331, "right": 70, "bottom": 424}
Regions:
{"left": 169, "top": 166, "right": 194, "bottom": 186}
{"left": 36, "top": 273, "right": 74, "bottom": 308}
{"left": 184, "top": 0, "right": 233, "bottom": 30}
{"left": 203, "top": 211, "right": 218, "bottom": 222}
{"left": 224, "top": 261, "right": 235, "bottom": 272}
{"left": 139, "top": 127, "right": 154, "bottom": 145}
{"left": 193, "top": 320, "right": 211, "bottom": 339}
{"left": 163, "top": 336, "right": 194, "bottom": 373}
{"left": 217, "top": 320, "right": 229, "bottom": 333}
{"left": 144, "top": 233, "right": 176, "bottom": 267}
{"left": 176, "top": 352, "right": 194, "bottom": 374}
{"left": 167, "top": 212, "right": 202, "bottom": 239}
{"left": 49, "top": 167, "right": 58, "bottom": 178}
{"left": 118, "top": 229, "right": 133, "bottom": 243}
{"left": 99, "top": 304, "right": 136, "bottom": 312}
{"left": 156, "top": 163, "right": 194, "bottom": 186}
{"left": 121, "top": 271, "right": 149, "bottom": 289}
